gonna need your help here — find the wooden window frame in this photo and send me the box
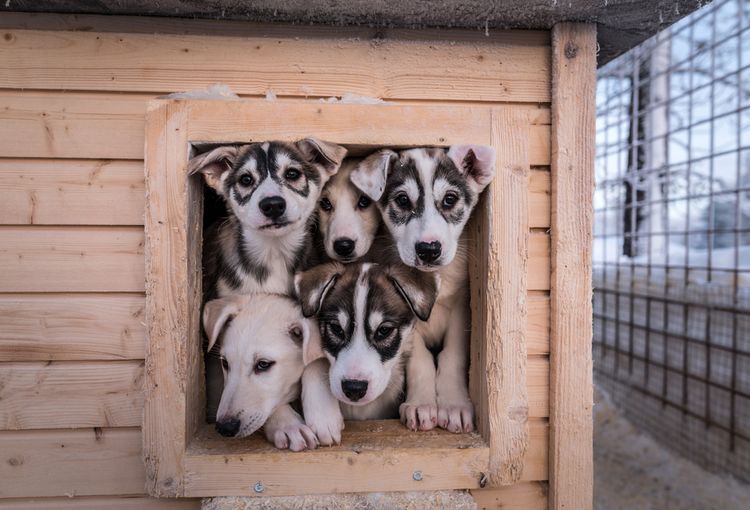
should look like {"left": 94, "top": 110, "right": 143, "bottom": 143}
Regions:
{"left": 143, "top": 99, "right": 530, "bottom": 498}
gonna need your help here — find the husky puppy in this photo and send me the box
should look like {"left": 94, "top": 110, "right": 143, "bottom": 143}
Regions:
{"left": 189, "top": 138, "right": 347, "bottom": 300}
{"left": 316, "top": 158, "right": 381, "bottom": 262}
{"left": 294, "top": 262, "right": 439, "bottom": 445}
{"left": 189, "top": 138, "right": 346, "bottom": 420}
{"left": 351, "top": 146, "right": 496, "bottom": 433}
{"left": 202, "top": 293, "right": 320, "bottom": 451}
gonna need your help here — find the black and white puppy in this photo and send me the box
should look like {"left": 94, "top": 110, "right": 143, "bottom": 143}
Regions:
{"left": 294, "top": 262, "right": 439, "bottom": 445}
{"left": 189, "top": 138, "right": 348, "bottom": 299}
{"left": 189, "top": 138, "right": 347, "bottom": 421}
{"left": 351, "top": 146, "right": 496, "bottom": 433}
{"left": 316, "top": 158, "right": 382, "bottom": 263}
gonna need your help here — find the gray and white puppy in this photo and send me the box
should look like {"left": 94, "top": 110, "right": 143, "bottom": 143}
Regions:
{"left": 189, "top": 138, "right": 347, "bottom": 421}
{"left": 294, "top": 262, "right": 439, "bottom": 445}
{"left": 351, "top": 145, "right": 496, "bottom": 433}
{"left": 202, "top": 293, "right": 320, "bottom": 451}
{"left": 316, "top": 158, "right": 382, "bottom": 263}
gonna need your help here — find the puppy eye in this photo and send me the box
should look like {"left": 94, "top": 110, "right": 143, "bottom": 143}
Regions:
{"left": 357, "top": 195, "right": 372, "bottom": 209}
{"left": 319, "top": 197, "right": 333, "bottom": 212}
{"left": 239, "top": 174, "right": 254, "bottom": 187}
{"left": 220, "top": 357, "right": 229, "bottom": 371}
{"left": 374, "top": 324, "right": 394, "bottom": 341}
{"left": 329, "top": 322, "right": 345, "bottom": 338}
{"left": 254, "top": 359, "right": 275, "bottom": 373}
{"left": 285, "top": 168, "right": 302, "bottom": 181}
{"left": 442, "top": 192, "right": 459, "bottom": 209}
{"left": 394, "top": 193, "right": 411, "bottom": 210}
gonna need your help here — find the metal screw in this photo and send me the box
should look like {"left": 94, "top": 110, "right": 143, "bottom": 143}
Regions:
{"left": 412, "top": 470, "right": 423, "bottom": 481}
{"left": 254, "top": 482, "right": 265, "bottom": 493}
{"left": 479, "top": 472, "right": 488, "bottom": 488}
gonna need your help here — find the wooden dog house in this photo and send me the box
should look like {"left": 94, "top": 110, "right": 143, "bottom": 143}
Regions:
{"left": 0, "top": 8, "right": 628, "bottom": 508}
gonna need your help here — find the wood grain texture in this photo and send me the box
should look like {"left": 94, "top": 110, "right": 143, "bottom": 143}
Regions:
{"left": 0, "top": 428, "right": 146, "bottom": 498}
{"left": 528, "top": 294, "right": 550, "bottom": 355}
{"left": 0, "top": 226, "right": 144, "bottom": 292}
{"left": 0, "top": 159, "right": 144, "bottom": 225}
{"left": 0, "top": 497, "right": 200, "bottom": 510}
{"left": 549, "top": 22, "right": 596, "bottom": 510}
{"left": 471, "top": 481, "right": 547, "bottom": 510}
{"left": 0, "top": 93, "right": 551, "bottom": 165}
{"left": 0, "top": 28, "right": 550, "bottom": 103}
{"left": 0, "top": 294, "right": 145, "bottom": 361}
{"left": 0, "top": 361, "right": 144, "bottom": 430}
{"left": 142, "top": 101, "right": 190, "bottom": 497}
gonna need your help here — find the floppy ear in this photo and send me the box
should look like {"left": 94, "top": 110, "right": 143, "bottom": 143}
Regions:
{"left": 202, "top": 294, "right": 247, "bottom": 352}
{"left": 188, "top": 145, "right": 240, "bottom": 192}
{"left": 447, "top": 144, "right": 496, "bottom": 191}
{"left": 295, "top": 137, "right": 348, "bottom": 178}
{"left": 294, "top": 262, "right": 344, "bottom": 318}
{"left": 387, "top": 265, "right": 441, "bottom": 322}
{"left": 350, "top": 149, "right": 398, "bottom": 201}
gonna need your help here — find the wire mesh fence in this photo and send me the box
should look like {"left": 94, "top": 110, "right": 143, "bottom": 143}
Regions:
{"left": 593, "top": 0, "right": 750, "bottom": 481}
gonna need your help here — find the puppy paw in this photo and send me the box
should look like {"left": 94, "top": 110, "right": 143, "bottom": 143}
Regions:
{"left": 270, "top": 422, "right": 319, "bottom": 452}
{"left": 437, "top": 398, "right": 475, "bottom": 433}
{"left": 399, "top": 401, "right": 438, "bottom": 431}
{"left": 306, "top": 408, "right": 344, "bottom": 446}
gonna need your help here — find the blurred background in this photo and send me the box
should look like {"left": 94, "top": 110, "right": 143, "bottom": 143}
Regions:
{"left": 593, "top": 0, "right": 750, "bottom": 508}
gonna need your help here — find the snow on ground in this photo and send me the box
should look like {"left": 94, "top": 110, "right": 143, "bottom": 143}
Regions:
{"left": 595, "top": 386, "right": 750, "bottom": 510}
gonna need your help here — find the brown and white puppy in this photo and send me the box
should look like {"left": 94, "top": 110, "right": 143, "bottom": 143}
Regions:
{"left": 316, "top": 158, "right": 381, "bottom": 262}
{"left": 189, "top": 138, "right": 346, "bottom": 420}
{"left": 351, "top": 146, "right": 496, "bottom": 433}
{"left": 202, "top": 293, "right": 320, "bottom": 451}
{"left": 294, "top": 262, "right": 439, "bottom": 445}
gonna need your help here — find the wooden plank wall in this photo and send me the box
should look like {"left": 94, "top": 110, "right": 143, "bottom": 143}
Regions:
{"left": 0, "top": 13, "right": 551, "bottom": 509}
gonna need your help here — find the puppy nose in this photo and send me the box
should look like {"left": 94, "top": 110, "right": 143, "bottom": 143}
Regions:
{"left": 415, "top": 241, "right": 442, "bottom": 263}
{"left": 259, "top": 196, "right": 286, "bottom": 219}
{"left": 333, "top": 238, "right": 356, "bottom": 257}
{"left": 341, "top": 379, "right": 368, "bottom": 402}
{"left": 215, "top": 417, "right": 241, "bottom": 437}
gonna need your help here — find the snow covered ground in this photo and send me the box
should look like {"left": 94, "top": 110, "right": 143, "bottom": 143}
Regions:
{"left": 594, "top": 386, "right": 750, "bottom": 510}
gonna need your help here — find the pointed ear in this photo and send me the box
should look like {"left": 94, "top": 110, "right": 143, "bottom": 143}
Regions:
{"left": 387, "top": 266, "right": 441, "bottom": 322}
{"left": 188, "top": 145, "right": 240, "bottom": 192}
{"left": 350, "top": 149, "right": 397, "bottom": 201}
{"left": 202, "top": 294, "right": 247, "bottom": 352}
{"left": 300, "top": 318, "right": 325, "bottom": 366}
{"left": 294, "top": 262, "right": 344, "bottom": 318}
{"left": 295, "top": 138, "right": 348, "bottom": 178}
{"left": 447, "top": 144, "right": 496, "bottom": 191}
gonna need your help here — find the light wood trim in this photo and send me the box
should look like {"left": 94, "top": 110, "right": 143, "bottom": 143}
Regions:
{"left": 0, "top": 160, "right": 144, "bottom": 226}
{"left": 472, "top": 481, "right": 548, "bottom": 510}
{"left": 529, "top": 170, "right": 551, "bottom": 228}
{"left": 0, "top": 28, "right": 550, "bottom": 103}
{"left": 0, "top": 428, "right": 146, "bottom": 498}
{"left": 529, "top": 233, "right": 551, "bottom": 291}
{"left": 0, "top": 226, "right": 144, "bottom": 292}
{"left": 143, "top": 101, "right": 190, "bottom": 497}
{"left": 549, "top": 22, "right": 596, "bottom": 510}
{"left": 0, "top": 361, "right": 143, "bottom": 430}
{"left": 0, "top": 92, "right": 551, "bottom": 165}
{"left": 0, "top": 294, "right": 145, "bottom": 361}
{"left": 0, "top": 497, "right": 200, "bottom": 510}
{"left": 528, "top": 294, "right": 550, "bottom": 355}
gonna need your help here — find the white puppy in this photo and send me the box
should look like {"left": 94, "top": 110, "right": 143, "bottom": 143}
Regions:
{"left": 202, "top": 293, "right": 320, "bottom": 451}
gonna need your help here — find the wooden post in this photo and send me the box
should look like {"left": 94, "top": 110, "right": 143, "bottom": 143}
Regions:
{"left": 549, "top": 22, "right": 596, "bottom": 510}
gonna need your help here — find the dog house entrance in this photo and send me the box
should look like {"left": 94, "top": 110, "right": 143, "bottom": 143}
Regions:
{"left": 143, "top": 99, "right": 530, "bottom": 497}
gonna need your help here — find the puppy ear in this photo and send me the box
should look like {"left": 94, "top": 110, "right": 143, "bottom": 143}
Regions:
{"left": 447, "top": 144, "right": 496, "bottom": 191}
{"left": 294, "top": 262, "right": 344, "bottom": 318}
{"left": 202, "top": 294, "right": 246, "bottom": 352}
{"left": 188, "top": 145, "right": 240, "bottom": 192}
{"left": 296, "top": 138, "right": 348, "bottom": 178}
{"left": 350, "top": 149, "right": 397, "bottom": 201}
{"left": 387, "top": 265, "right": 441, "bottom": 322}
{"left": 292, "top": 318, "right": 325, "bottom": 366}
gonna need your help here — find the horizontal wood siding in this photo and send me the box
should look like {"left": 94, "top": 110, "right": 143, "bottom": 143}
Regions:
{"left": 0, "top": 12, "right": 551, "bottom": 508}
